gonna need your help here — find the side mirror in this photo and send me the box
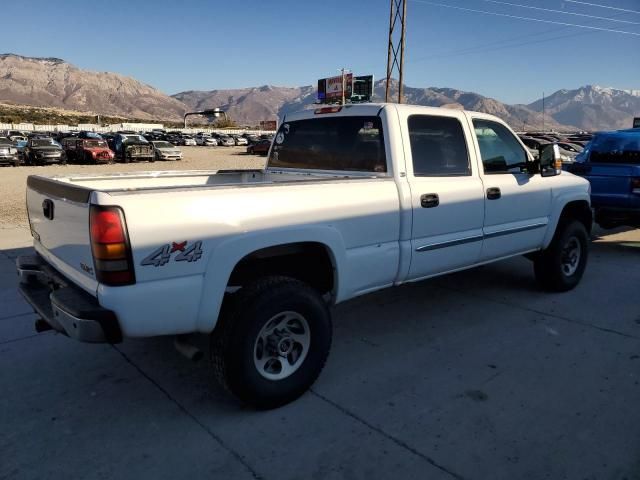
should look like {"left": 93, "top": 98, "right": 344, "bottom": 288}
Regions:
{"left": 538, "top": 143, "right": 562, "bottom": 177}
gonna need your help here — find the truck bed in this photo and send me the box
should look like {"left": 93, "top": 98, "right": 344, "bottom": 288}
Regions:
{"left": 32, "top": 169, "right": 379, "bottom": 199}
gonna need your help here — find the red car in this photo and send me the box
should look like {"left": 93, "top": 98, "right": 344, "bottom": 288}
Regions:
{"left": 62, "top": 138, "right": 114, "bottom": 164}
{"left": 247, "top": 139, "right": 271, "bottom": 156}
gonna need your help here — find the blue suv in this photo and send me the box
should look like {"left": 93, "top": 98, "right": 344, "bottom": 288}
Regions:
{"left": 567, "top": 129, "right": 640, "bottom": 229}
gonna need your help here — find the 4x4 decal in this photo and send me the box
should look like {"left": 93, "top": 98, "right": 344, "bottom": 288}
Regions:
{"left": 141, "top": 241, "right": 203, "bottom": 267}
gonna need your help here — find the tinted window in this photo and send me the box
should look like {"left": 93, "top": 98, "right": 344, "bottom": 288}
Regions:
{"left": 269, "top": 116, "right": 386, "bottom": 172}
{"left": 473, "top": 119, "right": 527, "bottom": 173}
{"left": 583, "top": 133, "right": 640, "bottom": 165}
{"left": 408, "top": 115, "right": 470, "bottom": 176}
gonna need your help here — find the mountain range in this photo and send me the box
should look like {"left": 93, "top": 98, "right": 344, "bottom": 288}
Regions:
{"left": 1, "top": 54, "right": 637, "bottom": 131}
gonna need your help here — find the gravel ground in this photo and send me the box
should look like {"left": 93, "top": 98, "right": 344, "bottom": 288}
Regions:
{"left": 0, "top": 146, "right": 266, "bottom": 229}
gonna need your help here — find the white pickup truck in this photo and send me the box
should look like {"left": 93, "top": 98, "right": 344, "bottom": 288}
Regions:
{"left": 18, "top": 103, "right": 592, "bottom": 408}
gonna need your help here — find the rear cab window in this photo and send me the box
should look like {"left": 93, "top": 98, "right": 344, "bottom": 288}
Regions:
{"left": 268, "top": 116, "right": 387, "bottom": 172}
{"left": 581, "top": 133, "right": 640, "bottom": 164}
{"left": 408, "top": 115, "right": 470, "bottom": 176}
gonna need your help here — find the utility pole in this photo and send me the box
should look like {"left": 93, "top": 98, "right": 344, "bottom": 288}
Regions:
{"left": 542, "top": 92, "right": 545, "bottom": 132}
{"left": 385, "top": 0, "right": 407, "bottom": 103}
{"left": 339, "top": 67, "right": 350, "bottom": 105}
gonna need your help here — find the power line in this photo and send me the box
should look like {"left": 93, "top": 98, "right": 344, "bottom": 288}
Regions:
{"left": 411, "top": 27, "right": 608, "bottom": 61}
{"left": 565, "top": 0, "right": 640, "bottom": 15}
{"left": 408, "top": 8, "right": 629, "bottom": 63}
{"left": 474, "top": 0, "right": 640, "bottom": 25}
{"left": 410, "top": 0, "right": 640, "bottom": 36}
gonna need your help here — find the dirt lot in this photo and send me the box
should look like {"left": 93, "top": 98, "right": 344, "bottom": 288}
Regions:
{"left": 0, "top": 146, "right": 266, "bottom": 229}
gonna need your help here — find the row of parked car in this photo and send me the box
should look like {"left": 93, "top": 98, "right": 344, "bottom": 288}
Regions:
{"left": 0, "top": 130, "right": 183, "bottom": 165}
{"left": 517, "top": 132, "right": 592, "bottom": 164}
{"left": 140, "top": 129, "right": 274, "bottom": 148}
{"left": 0, "top": 128, "right": 277, "bottom": 166}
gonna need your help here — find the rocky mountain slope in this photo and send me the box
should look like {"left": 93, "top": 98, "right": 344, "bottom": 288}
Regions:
{"left": 0, "top": 54, "right": 186, "bottom": 121}
{"left": 175, "top": 79, "right": 571, "bottom": 130}
{"left": 527, "top": 85, "right": 640, "bottom": 131}
{"left": 1, "top": 54, "right": 635, "bottom": 131}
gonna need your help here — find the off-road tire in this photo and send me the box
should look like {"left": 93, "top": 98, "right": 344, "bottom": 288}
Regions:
{"left": 211, "top": 276, "right": 332, "bottom": 409}
{"left": 534, "top": 220, "right": 589, "bottom": 292}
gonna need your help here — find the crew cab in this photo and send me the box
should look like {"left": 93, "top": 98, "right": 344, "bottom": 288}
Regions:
{"left": 17, "top": 104, "right": 592, "bottom": 408}
{"left": 567, "top": 129, "right": 640, "bottom": 228}
{"left": 62, "top": 138, "right": 114, "bottom": 164}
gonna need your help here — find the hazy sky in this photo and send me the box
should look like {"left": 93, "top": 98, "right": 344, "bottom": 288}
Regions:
{"left": 2, "top": 0, "right": 639, "bottom": 104}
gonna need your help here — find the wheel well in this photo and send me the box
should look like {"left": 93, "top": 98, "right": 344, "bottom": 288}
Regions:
{"left": 559, "top": 200, "right": 592, "bottom": 233}
{"left": 228, "top": 242, "right": 335, "bottom": 295}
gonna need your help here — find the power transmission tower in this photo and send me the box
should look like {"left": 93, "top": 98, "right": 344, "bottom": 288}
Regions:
{"left": 385, "top": 0, "right": 407, "bottom": 103}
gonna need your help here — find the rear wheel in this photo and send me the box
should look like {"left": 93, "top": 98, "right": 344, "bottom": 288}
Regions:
{"left": 211, "top": 276, "right": 332, "bottom": 409}
{"left": 534, "top": 220, "right": 589, "bottom": 292}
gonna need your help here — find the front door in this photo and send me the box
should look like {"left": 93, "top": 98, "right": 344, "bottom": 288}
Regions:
{"left": 471, "top": 117, "right": 552, "bottom": 260}
{"left": 402, "top": 111, "right": 486, "bottom": 280}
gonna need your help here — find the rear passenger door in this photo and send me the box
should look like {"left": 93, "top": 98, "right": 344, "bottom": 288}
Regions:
{"left": 401, "top": 111, "right": 486, "bottom": 280}
{"left": 471, "top": 117, "right": 552, "bottom": 260}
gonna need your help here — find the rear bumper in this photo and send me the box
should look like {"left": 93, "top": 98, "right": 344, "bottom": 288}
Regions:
{"left": 16, "top": 255, "right": 122, "bottom": 343}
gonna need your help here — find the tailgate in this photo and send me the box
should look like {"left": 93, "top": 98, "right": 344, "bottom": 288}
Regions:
{"left": 572, "top": 162, "right": 636, "bottom": 208}
{"left": 26, "top": 176, "right": 98, "bottom": 294}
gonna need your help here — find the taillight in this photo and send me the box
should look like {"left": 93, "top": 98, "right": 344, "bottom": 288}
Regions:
{"left": 89, "top": 205, "right": 135, "bottom": 286}
{"left": 632, "top": 178, "right": 640, "bottom": 195}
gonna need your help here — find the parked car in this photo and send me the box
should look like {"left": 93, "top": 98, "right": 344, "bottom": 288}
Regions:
{"left": 233, "top": 135, "right": 248, "bottom": 146}
{"left": 17, "top": 103, "right": 592, "bottom": 409}
{"left": 102, "top": 133, "right": 116, "bottom": 151}
{"left": 62, "top": 138, "right": 114, "bottom": 164}
{"left": 567, "top": 129, "right": 640, "bottom": 229}
{"left": 217, "top": 135, "right": 236, "bottom": 147}
{"left": 0, "top": 137, "right": 21, "bottom": 166}
{"left": 8, "top": 135, "right": 28, "bottom": 143}
{"left": 77, "top": 131, "right": 103, "bottom": 140}
{"left": 113, "top": 134, "right": 154, "bottom": 163}
{"left": 23, "top": 138, "right": 66, "bottom": 165}
{"left": 247, "top": 139, "right": 271, "bottom": 155}
{"left": 181, "top": 135, "right": 197, "bottom": 146}
{"left": 195, "top": 133, "right": 218, "bottom": 146}
{"left": 555, "top": 142, "right": 584, "bottom": 164}
{"left": 150, "top": 141, "right": 183, "bottom": 161}
{"left": 244, "top": 134, "right": 261, "bottom": 145}
{"left": 165, "top": 134, "right": 182, "bottom": 145}
{"left": 13, "top": 139, "right": 28, "bottom": 161}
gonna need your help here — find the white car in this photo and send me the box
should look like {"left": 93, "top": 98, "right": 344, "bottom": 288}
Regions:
{"left": 181, "top": 136, "right": 196, "bottom": 146}
{"left": 233, "top": 136, "right": 248, "bottom": 146}
{"left": 217, "top": 135, "right": 235, "bottom": 147}
{"left": 150, "top": 141, "right": 182, "bottom": 161}
{"left": 195, "top": 133, "right": 218, "bottom": 146}
{"left": 18, "top": 103, "right": 591, "bottom": 409}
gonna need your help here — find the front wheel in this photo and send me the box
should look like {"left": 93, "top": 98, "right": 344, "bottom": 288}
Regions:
{"left": 211, "top": 276, "right": 332, "bottom": 409}
{"left": 534, "top": 220, "right": 589, "bottom": 292}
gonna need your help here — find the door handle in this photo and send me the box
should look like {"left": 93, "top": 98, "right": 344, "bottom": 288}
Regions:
{"left": 486, "top": 187, "right": 501, "bottom": 200}
{"left": 420, "top": 193, "right": 439, "bottom": 208}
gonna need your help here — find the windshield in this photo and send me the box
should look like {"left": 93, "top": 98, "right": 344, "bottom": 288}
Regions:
{"left": 31, "top": 139, "right": 56, "bottom": 147}
{"left": 85, "top": 140, "right": 108, "bottom": 148}
{"left": 153, "top": 142, "right": 174, "bottom": 148}
{"left": 123, "top": 135, "right": 147, "bottom": 143}
{"left": 83, "top": 132, "right": 102, "bottom": 139}
{"left": 268, "top": 116, "right": 387, "bottom": 172}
